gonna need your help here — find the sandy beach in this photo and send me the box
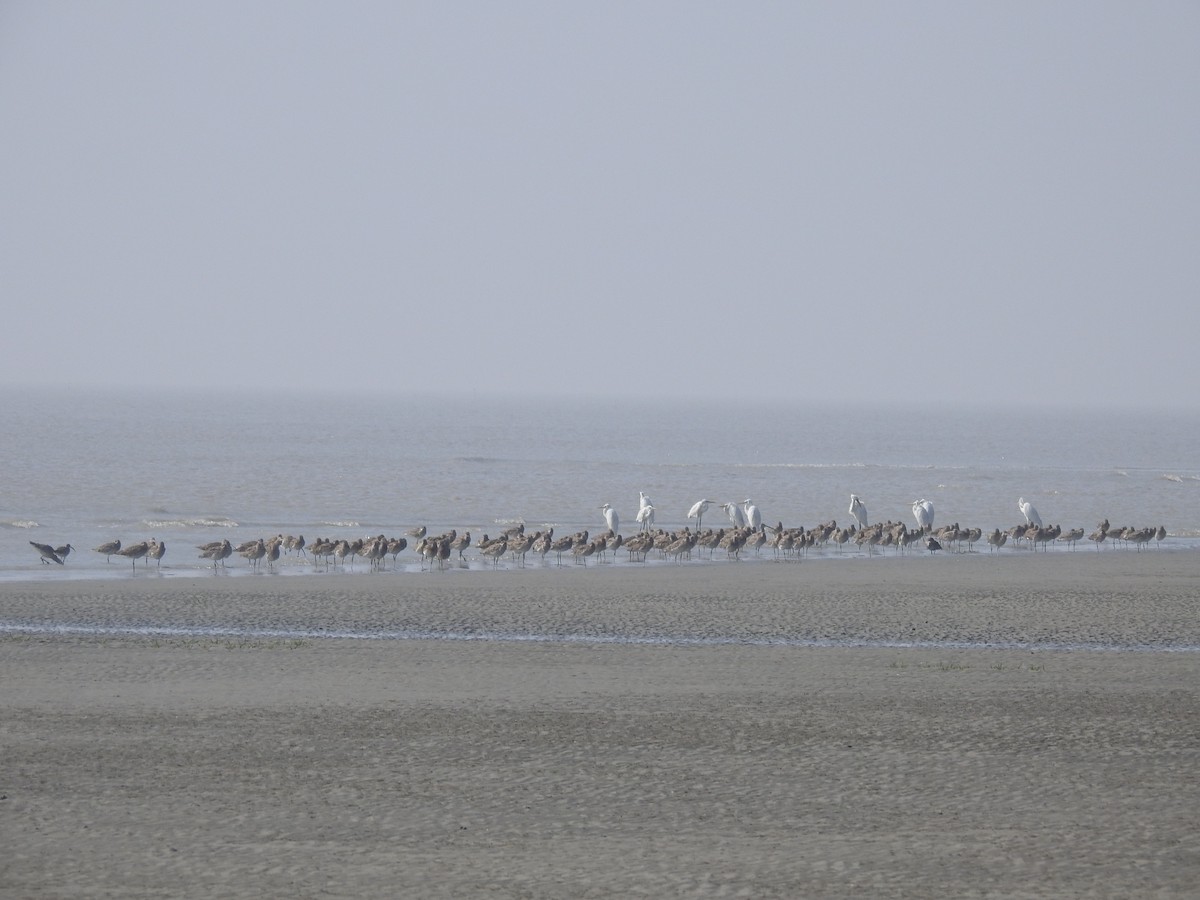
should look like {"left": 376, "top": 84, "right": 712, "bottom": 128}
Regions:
{"left": 3, "top": 551, "right": 1198, "bottom": 897}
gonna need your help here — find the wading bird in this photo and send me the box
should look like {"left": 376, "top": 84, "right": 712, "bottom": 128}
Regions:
{"left": 722, "top": 501, "right": 746, "bottom": 529}
{"left": 94, "top": 539, "right": 121, "bottom": 562}
{"left": 117, "top": 541, "right": 150, "bottom": 570}
{"left": 1018, "top": 497, "right": 1042, "bottom": 527}
{"left": 743, "top": 499, "right": 762, "bottom": 531}
{"left": 636, "top": 503, "right": 655, "bottom": 531}
{"left": 687, "top": 499, "right": 716, "bottom": 531}
{"left": 29, "top": 541, "right": 64, "bottom": 565}
{"left": 600, "top": 503, "right": 619, "bottom": 535}
{"left": 912, "top": 499, "right": 934, "bottom": 532}
{"left": 849, "top": 495, "right": 868, "bottom": 530}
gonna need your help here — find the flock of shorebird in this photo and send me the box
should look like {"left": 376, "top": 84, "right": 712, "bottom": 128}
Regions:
{"left": 29, "top": 537, "right": 167, "bottom": 568}
{"left": 27, "top": 494, "right": 1170, "bottom": 572}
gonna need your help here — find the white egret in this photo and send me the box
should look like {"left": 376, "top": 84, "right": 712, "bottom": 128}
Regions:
{"left": 912, "top": 499, "right": 934, "bottom": 532}
{"left": 849, "top": 494, "right": 868, "bottom": 529}
{"left": 635, "top": 503, "right": 656, "bottom": 531}
{"left": 1018, "top": 497, "right": 1042, "bottom": 527}
{"left": 743, "top": 499, "right": 762, "bottom": 530}
{"left": 600, "top": 503, "right": 619, "bottom": 535}
{"left": 722, "top": 501, "right": 746, "bottom": 528}
{"left": 687, "top": 498, "right": 716, "bottom": 530}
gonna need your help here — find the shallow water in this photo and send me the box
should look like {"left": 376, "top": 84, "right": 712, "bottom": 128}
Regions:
{"left": 3, "top": 387, "right": 1197, "bottom": 582}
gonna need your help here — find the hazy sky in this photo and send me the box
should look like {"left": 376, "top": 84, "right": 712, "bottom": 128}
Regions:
{"left": 2, "top": 2, "right": 1197, "bottom": 408}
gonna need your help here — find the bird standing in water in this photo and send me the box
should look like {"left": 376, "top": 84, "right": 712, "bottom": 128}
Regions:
{"left": 29, "top": 541, "right": 64, "bottom": 565}
{"left": 849, "top": 495, "right": 868, "bottom": 530}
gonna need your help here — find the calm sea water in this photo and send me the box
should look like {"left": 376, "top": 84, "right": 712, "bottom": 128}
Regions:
{"left": 2, "top": 386, "right": 1197, "bottom": 582}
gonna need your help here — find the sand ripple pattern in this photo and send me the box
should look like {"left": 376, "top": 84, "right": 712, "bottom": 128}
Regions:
{"left": 1, "top": 553, "right": 1198, "bottom": 653}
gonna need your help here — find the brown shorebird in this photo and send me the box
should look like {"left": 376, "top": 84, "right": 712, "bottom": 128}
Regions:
{"left": 117, "top": 541, "right": 150, "bottom": 569}
{"left": 94, "top": 539, "right": 122, "bottom": 562}
{"left": 199, "top": 539, "right": 232, "bottom": 567}
{"left": 480, "top": 537, "right": 508, "bottom": 568}
{"left": 148, "top": 538, "right": 166, "bottom": 567}
{"left": 240, "top": 538, "right": 267, "bottom": 568}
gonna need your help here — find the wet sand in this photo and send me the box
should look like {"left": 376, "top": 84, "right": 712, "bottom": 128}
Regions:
{"left": 2, "top": 551, "right": 1198, "bottom": 897}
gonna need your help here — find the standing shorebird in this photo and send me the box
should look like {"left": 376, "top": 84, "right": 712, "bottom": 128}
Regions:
{"left": 147, "top": 539, "right": 166, "bottom": 568}
{"left": 600, "top": 503, "right": 619, "bottom": 536}
{"left": 199, "top": 539, "right": 233, "bottom": 568}
{"left": 29, "top": 541, "right": 64, "bottom": 565}
{"left": 94, "top": 539, "right": 122, "bottom": 562}
{"left": 117, "top": 541, "right": 150, "bottom": 570}
{"left": 240, "top": 538, "right": 267, "bottom": 569}
{"left": 480, "top": 537, "right": 508, "bottom": 568}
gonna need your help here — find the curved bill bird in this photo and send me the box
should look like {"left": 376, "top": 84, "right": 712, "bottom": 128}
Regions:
{"left": 29, "top": 541, "right": 64, "bottom": 565}
{"left": 94, "top": 539, "right": 122, "bottom": 562}
{"left": 1018, "top": 497, "right": 1042, "bottom": 527}
{"left": 117, "top": 541, "right": 150, "bottom": 570}
{"left": 849, "top": 494, "right": 868, "bottom": 530}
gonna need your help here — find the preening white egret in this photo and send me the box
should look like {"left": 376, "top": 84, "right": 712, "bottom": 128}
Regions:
{"left": 849, "top": 494, "right": 868, "bottom": 529}
{"left": 687, "top": 498, "right": 715, "bottom": 530}
{"left": 722, "top": 501, "right": 746, "bottom": 528}
{"left": 743, "top": 499, "right": 762, "bottom": 530}
{"left": 636, "top": 503, "right": 656, "bottom": 531}
{"left": 636, "top": 492, "right": 655, "bottom": 530}
{"left": 1018, "top": 497, "right": 1042, "bottom": 527}
{"left": 912, "top": 499, "right": 934, "bottom": 532}
{"left": 600, "top": 503, "right": 619, "bottom": 535}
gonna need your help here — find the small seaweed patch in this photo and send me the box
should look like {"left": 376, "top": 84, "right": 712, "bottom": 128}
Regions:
{"left": 173, "top": 636, "right": 313, "bottom": 650}
{"left": 936, "top": 660, "right": 972, "bottom": 672}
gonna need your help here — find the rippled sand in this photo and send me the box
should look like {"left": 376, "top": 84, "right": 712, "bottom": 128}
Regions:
{"left": 2, "top": 551, "right": 1198, "bottom": 896}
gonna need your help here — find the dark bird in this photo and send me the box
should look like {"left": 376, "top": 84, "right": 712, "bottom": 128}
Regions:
{"left": 925, "top": 536, "right": 942, "bottom": 554}
{"left": 30, "top": 541, "right": 63, "bottom": 565}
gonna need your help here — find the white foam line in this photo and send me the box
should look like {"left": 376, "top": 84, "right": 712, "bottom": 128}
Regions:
{"left": 1, "top": 621, "right": 1197, "bottom": 654}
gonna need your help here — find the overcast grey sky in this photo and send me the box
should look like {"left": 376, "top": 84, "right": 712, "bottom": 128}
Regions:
{"left": 2, "top": 2, "right": 1197, "bottom": 408}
